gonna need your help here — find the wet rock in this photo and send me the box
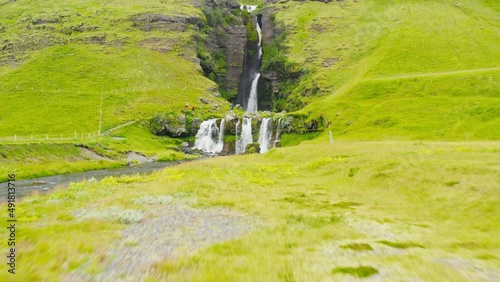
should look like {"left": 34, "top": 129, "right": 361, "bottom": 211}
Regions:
{"left": 126, "top": 152, "right": 154, "bottom": 165}
{"left": 149, "top": 113, "right": 187, "bottom": 137}
{"left": 181, "top": 142, "right": 191, "bottom": 153}
{"left": 191, "top": 118, "right": 202, "bottom": 135}
{"left": 225, "top": 26, "right": 247, "bottom": 93}
{"left": 225, "top": 114, "right": 237, "bottom": 122}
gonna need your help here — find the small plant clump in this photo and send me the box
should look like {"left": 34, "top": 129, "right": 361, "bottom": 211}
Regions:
{"left": 378, "top": 240, "right": 424, "bottom": 249}
{"left": 340, "top": 243, "right": 373, "bottom": 251}
{"left": 76, "top": 206, "right": 145, "bottom": 224}
{"left": 332, "top": 266, "right": 379, "bottom": 278}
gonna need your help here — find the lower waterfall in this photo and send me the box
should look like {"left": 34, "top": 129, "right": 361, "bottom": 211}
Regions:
{"left": 235, "top": 117, "right": 253, "bottom": 154}
{"left": 274, "top": 117, "right": 282, "bottom": 148}
{"left": 258, "top": 118, "right": 272, "bottom": 153}
{"left": 194, "top": 118, "right": 224, "bottom": 154}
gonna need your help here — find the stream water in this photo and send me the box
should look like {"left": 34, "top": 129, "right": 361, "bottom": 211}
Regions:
{"left": 0, "top": 161, "right": 180, "bottom": 200}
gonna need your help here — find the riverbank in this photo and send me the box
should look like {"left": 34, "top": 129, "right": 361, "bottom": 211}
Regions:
{"left": 0, "top": 125, "right": 193, "bottom": 182}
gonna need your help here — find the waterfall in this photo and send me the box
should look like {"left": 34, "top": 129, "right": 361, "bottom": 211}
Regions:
{"left": 246, "top": 17, "right": 263, "bottom": 112}
{"left": 256, "top": 17, "right": 263, "bottom": 59}
{"left": 235, "top": 15, "right": 263, "bottom": 112}
{"left": 235, "top": 118, "right": 253, "bottom": 154}
{"left": 194, "top": 118, "right": 224, "bottom": 154}
{"left": 274, "top": 117, "right": 282, "bottom": 148}
{"left": 216, "top": 118, "right": 225, "bottom": 152}
{"left": 246, "top": 73, "right": 260, "bottom": 112}
{"left": 235, "top": 118, "right": 240, "bottom": 145}
{"left": 258, "top": 118, "right": 272, "bottom": 153}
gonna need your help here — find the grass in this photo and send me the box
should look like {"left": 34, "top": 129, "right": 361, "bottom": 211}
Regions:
{"left": 0, "top": 0, "right": 226, "bottom": 179}
{"left": 270, "top": 0, "right": 500, "bottom": 140}
{"left": 332, "top": 266, "right": 379, "bottom": 278}
{"left": 340, "top": 243, "right": 373, "bottom": 251}
{"left": 378, "top": 240, "right": 424, "bottom": 249}
{"left": 1, "top": 141, "right": 498, "bottom": 281}
{"left": 0, "top": 143, "right": 123, "bottom": 182}
{"left": 0, "top": 0, "right": 225, "bottom": 137}
{"left": 0, "top": 123, "right": 192, "bottom": 181}
{"left": 0, "top": 1, "right": 498, "bottom": 280}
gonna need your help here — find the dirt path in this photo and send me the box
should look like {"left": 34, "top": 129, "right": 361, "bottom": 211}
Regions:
{"left": 364, "top": 66, "right": 500, "bottom": 82}
{"left": 102, "top": 120, "right": 138, "bottom": 136}
{"left": 66, "top": 199, "right": 259, "bottom": 281}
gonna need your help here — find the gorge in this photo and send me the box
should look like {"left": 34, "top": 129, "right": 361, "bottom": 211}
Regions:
{"left": 194, "top": 5, "right": 281, "bottom": 155}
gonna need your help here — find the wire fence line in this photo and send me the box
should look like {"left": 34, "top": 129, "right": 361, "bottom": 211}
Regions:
{"left": 0, "top": 83, "right": 187, "bottom": 95}
{"left": 0, "top": 132, "right": 102, "bottom": 143}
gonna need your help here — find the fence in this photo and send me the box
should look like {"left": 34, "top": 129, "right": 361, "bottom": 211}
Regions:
{"left": 0, "top": 132, "right": 101, "bottom": 143}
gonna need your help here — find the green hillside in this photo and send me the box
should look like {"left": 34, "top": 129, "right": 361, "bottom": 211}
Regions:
{"left": 271, "top": 0, "right": 500, "bottom": 140}
{"left": 0, "top": 0, "right": 225, "bottom": 137}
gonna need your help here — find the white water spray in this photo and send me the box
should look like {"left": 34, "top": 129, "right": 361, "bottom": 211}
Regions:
{"left": 256, "top": 18, "right": 263, "bottom": 59}
{"left": 236, "top": 117, "right": 253, "bottom": 154}
{"left": 274, "top": 118, "right": 282, "bottom": 148}
{"left": 216, "top": 118, "right": 225, "bottom": 152}
{"left": 258, "top": 118, "right": 272, "bottom": 153}
{"left": 194, "top": 118, "right": 224, "bottom": 154}
{"left": 240, "top": 5, "right": 257, "bottom": 13}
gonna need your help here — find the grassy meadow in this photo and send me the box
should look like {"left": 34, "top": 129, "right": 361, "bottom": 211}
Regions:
{"left": 1, "top": 141, "right": 498, "bottom": 280}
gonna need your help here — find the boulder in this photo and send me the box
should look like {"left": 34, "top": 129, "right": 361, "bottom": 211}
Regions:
{"left": 181, "top": 142, "right": 191, "bottom": 153}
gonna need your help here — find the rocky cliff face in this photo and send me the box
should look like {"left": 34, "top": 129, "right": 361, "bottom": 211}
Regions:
{"left": 224, "top": 26, "right": 247, "bottom": 95}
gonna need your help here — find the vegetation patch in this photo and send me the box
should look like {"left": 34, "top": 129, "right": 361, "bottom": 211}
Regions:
{"left": 132, "top": 195, "right": 173, "bottom": 205}
{"left": 76, "top": 206, "right": 145, "bottom": 224}
{"left": 332, "top": 265, "right": 379, "bottom": 278}
{"left": 378, "top": 240, "right": 424, "bottom": 249}
{"left": 286, "top": 213, "right": 343, "bottom": 228}
{"left": 331, "top": 201, "right": 362, "bottom": 209}
{"left": 445, "top": 180, "right": 460, "bottom": 186}
{"left": 340, "top": 243, "right": 373, "bottom": 251}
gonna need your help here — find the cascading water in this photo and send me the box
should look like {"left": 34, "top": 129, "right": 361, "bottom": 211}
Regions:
{"left": 258, "top": 118, "right": 272, "bottom": 153}
{"left": 246, "top": 16, "right": 263, "bottom": 112}
{"left": 235, "top": 117, "right": 253, "bottom": 154}
{"left": 246, "top": 73, "right": 260, "bottom": 112}
{"left": 235, "top": 13, "right": 263, "bottom": 112}
{"left": 274, "top": 117, "right": 282, "bottom": 148}
{"left": 194, "top": 118, "right": 224, "bottom": 154}
{"left": 216, "top": 118, "right": 225, "bottom": 152}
